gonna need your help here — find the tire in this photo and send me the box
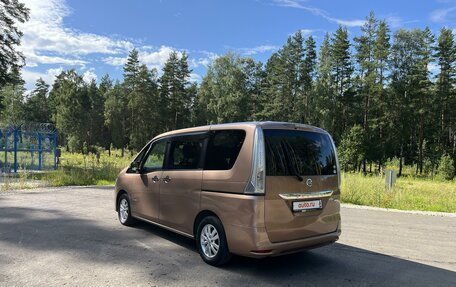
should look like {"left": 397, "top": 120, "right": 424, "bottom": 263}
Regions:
{"left": 118, "top": 193, "right": 136, "bottom": 226}
{"left": 196, "top": 216, "right": 232, "bottom": 266}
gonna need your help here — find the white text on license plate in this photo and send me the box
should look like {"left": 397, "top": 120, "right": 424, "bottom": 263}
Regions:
{"left": 293, "top": 200, "right": 322, "bottom": 212}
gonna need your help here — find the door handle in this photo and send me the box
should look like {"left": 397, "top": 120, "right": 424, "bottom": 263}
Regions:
{"left": 163, "top": 175, "right": 171, "bottom": 183}
{"left": 152, "top": 176, "right": 159, "bottom": 183}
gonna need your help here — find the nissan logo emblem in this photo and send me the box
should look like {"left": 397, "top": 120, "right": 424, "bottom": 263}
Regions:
{"left": 306, "top": 178, "right": 312, "bottom": 187}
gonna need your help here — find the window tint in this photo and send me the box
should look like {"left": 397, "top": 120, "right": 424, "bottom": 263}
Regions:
{"left": 168, "top": 137, "right": 204, "bottom": 170}
{"left": 264, "top": 129, "right": 337, "bottom": 176}
{"left": 128, "top": 143, "right": 151, "bottom": 173}
{"left": 142, "top": 140, "right": 167, "bottom": 172}
{"left": 205, "top": 130, "right": 246, "bottom": 170}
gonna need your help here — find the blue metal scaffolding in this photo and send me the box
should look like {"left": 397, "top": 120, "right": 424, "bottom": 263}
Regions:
{"left": 0, "top": 123, "right": 57, "bottom": 173}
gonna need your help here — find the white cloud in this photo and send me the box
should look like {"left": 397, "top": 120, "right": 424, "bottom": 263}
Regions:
{"left": 21, "top": 67, "right": 64, "bottom": 91}
{"left": 16, "top": 0, "right": 222, "bottom": 89}
{"left": 82, "top": 69, "right": 98, "bottom": 83}
{"left": 272, "top": 0, "right": 365, "bottom": 27}
{"left": 18, "top": 0, "right": 134, "bottom": 68}
{"left": 239, "top": 45, "right": 279, "bottom": 56}
{"left": 188, "top": 73, "right": 202, "bottom": 83}
{"left": 300, "top": 29, "right": 315, "bottom": 36}
{"left": 102, "top": 56, "right": 127, "bottom": 67}
{"left": 25, "top": 54, "right": 87, "bottom": 67}
{"left": 139, "top": 46, "right": 179, "bottom": 70}
{"left": 102, "top": 46, "right": 182, "bottom": 71}
{"left": 381, "top": 14, "right": 419, "bottom": 29}
{"left": 430, "top": 6, "right": 456, "bottom": 22}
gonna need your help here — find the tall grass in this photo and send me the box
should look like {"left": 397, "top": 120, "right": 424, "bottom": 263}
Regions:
{"left": 4, "top": 149, "right": 455, "bottom": 213}
{"left": 43, "top": 149, "right": 132, "bottom": 186}
{"left": 341, "top": 173, "right": 456, "bottom": 213}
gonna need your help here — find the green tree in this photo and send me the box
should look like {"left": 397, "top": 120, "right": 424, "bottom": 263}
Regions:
{"left": 435, "top": 28, "right": 456, "bottom": 156}
{"left": 354, "top": 11, "right": 378, "bottom": 172}
{"left": 197, "top": 53, "right": 260, "bottom": 123}
{"left": 437, "top": 154, "right": 455, "bottom": 180}
{"left": 23, "top": 78, "right": 50, "bottom": 123}
{"left": 330, "top": 26, "right": 355, "bottom": 141}
{"left": 338, "top": 125, "right": 366, "bottom": 172}
{"left": 87, "top": 79, "right": 105, "bottom": 147}
{"left": 302, "top": 36, "right": 317, "bottom": 123}
{"left": 104, "top": 82, "right": 128, "bottom": 156}
{"left": 260, "top": 31, "right": 306, "bottom": 122}
{"left": 372, "top": 20, "right": 391, "bottom": 170}
{"left": 314, "top": 33, "right": 336, "bottom": 134}
{"left": 0, "top": 0, "right": 29, "bottom": 90}
{"left": 0, "top": 83, "right": 25, "bottom": 124}
{"left": 389, "top": 29, "right": 434, "bottom": 175}
{"left": 51, "top": 70, "right": 90, "bottom": 152}
{"left": 159, "top": 51, "right": 193, "bottom": 130}
{"left": 129, "top": 64, "right": 160, "bottom": 150}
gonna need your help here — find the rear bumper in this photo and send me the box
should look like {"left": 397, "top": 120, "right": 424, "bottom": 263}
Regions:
{"left": 225, "top": 222, "right": 341, "bottom": 258}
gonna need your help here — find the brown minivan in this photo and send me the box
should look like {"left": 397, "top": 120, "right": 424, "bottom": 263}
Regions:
{"left": 114, "top": 122, "right": 341, "bottom": 266}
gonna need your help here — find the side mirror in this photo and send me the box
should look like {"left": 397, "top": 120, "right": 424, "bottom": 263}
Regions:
{"left": 129, "top": 161, "right": 142, "bottom": 173}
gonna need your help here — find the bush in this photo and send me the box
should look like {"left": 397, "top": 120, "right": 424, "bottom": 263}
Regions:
{"left": 338, "top": 125, "right": 366, "bottom": 172}
{"left": 437, "top": 154, "right": 455, "bottom": 180}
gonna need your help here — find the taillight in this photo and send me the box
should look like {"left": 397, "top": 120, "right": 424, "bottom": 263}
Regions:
{"left": 245, "top": 127, "right": 266, "bottom": 194}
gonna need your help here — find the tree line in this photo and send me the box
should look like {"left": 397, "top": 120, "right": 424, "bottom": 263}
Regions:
{"left": 0, "top": 7, "right": 455, "bottom": 177}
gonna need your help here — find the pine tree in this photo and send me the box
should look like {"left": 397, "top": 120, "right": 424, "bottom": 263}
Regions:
{"left": 159, "top": 51, "right": 193, "bottom": 130}
{"left": 302, "top": 36, "right": 317, "bottom": 123}
{"left": 128, "top": 64, "right": 160, "bottom": 149}
{"left": 51, "top": 70, "right": 90, "bottom": 152}
{"left": 330, "top": 26, "right": 354, "bottom": 141}
{"left": 24, "top": 78, "right": 50, "bottom": 123}
{"left": 87, "top": 79, "right": 105, "bottom": 147}
{"left": 390, "top": 29, "right": 434, "bottom": 175}
{"left": 99, "top": 74, "right": 113, "bottom": 96}
{"left": 373, "top": 20, "right": 391, "bottom": 170}
{"left": 315, "top": 33, "right": 336, "bottom": 135}
{"left": 260, "top": 31, "right": 305, "bottom": 122}
{"left": 415, "top": 27, "right": 434, "bottom": 174}
{"left": 0, "top": 0, "right": 29, "bottom": 89}
{"left": 104, "top": 81, "right": 128, "bottom": 155}
{"left": 354, "top": 11, "right": 378, "bottom": 173}
{"left": 0, "top": 83, "right": 25, "bottom": 124}
{"left": 123, "top": 49, "right": 140, "bottom": 89}
{"left": 435, "top": 28, "right": 456, "bottom": 156}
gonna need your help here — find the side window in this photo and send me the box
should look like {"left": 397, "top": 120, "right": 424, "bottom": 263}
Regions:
{"left": 142, "top": 140, "right": 167, "bottom": 172}
{"left": 204, "top": 130, "right": 246, "bottom": 170}
{"left": 128, "top": 143, "right": 151, "bottom": 173}
{"left": 168, "top": 137, "right": 204, "bottom": 170}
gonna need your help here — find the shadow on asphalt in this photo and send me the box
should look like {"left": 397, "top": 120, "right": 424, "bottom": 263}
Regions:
{"left": 0, "top": 206, "right": 454, "bottom": 286}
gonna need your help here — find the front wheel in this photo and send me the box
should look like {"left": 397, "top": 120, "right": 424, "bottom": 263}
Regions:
{"left": 118, "top": 193, "right": 136, "bottom": 226}
{"left": 196, "top": 216, "right": 231, "bottom": 266}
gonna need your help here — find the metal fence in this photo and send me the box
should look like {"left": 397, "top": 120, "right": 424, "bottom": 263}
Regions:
{"left": 0, "top": 123, "right": 57, "bottom": 173}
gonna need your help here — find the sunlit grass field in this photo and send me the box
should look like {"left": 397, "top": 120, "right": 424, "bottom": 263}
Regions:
{"left": 42, "top": 149, "right": 133, "bottom": 186}
{"left": 341, "top": 173, "right": 456, "bottom": 213}
{"left": 2, "top": 149, "right": 455, "bottom": 213}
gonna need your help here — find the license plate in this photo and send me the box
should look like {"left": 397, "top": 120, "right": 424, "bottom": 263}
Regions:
{"left": 293, "top": 200, "right": 322, "bottom": 212}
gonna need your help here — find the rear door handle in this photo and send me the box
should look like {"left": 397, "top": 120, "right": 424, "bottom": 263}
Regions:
{"left": 152, "top": 176, "right": 159, "bottom": 183}
{"left": 163, "top": 175, "right": 171, "bottom": 183}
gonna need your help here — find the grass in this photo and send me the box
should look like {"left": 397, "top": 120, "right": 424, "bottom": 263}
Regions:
{"left": 2, "top": 149, "right": 455, "bottom": 213}
{"left": 41, "top": 149, "right": 132, "bottom": 186}
{"left": 341, "top": 173, "right": 456, "bottom": 213}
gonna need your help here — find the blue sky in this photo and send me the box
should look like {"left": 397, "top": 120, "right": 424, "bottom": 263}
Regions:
{"left": 18, "top": 0, "right": 456, "bottom": 90}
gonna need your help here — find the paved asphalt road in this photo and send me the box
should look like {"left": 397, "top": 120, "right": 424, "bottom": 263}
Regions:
{"left": 0, "top": 186, "right": 455, "bottom": 286}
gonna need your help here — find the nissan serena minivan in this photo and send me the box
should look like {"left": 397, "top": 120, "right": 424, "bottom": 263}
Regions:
{"left": 115, "top": 122, "right": 341, "bottom": 266}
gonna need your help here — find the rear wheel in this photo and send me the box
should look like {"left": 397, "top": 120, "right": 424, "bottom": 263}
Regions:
{"left": 118, "top": 193, "right": 136, "bottom": 226}
{"left": 196, "top": 216, "right": 231, "bottom": 266}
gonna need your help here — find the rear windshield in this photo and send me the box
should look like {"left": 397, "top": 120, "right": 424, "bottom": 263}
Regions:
{"left": 264, "top": 129, "right": 337, "bottom": 176}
